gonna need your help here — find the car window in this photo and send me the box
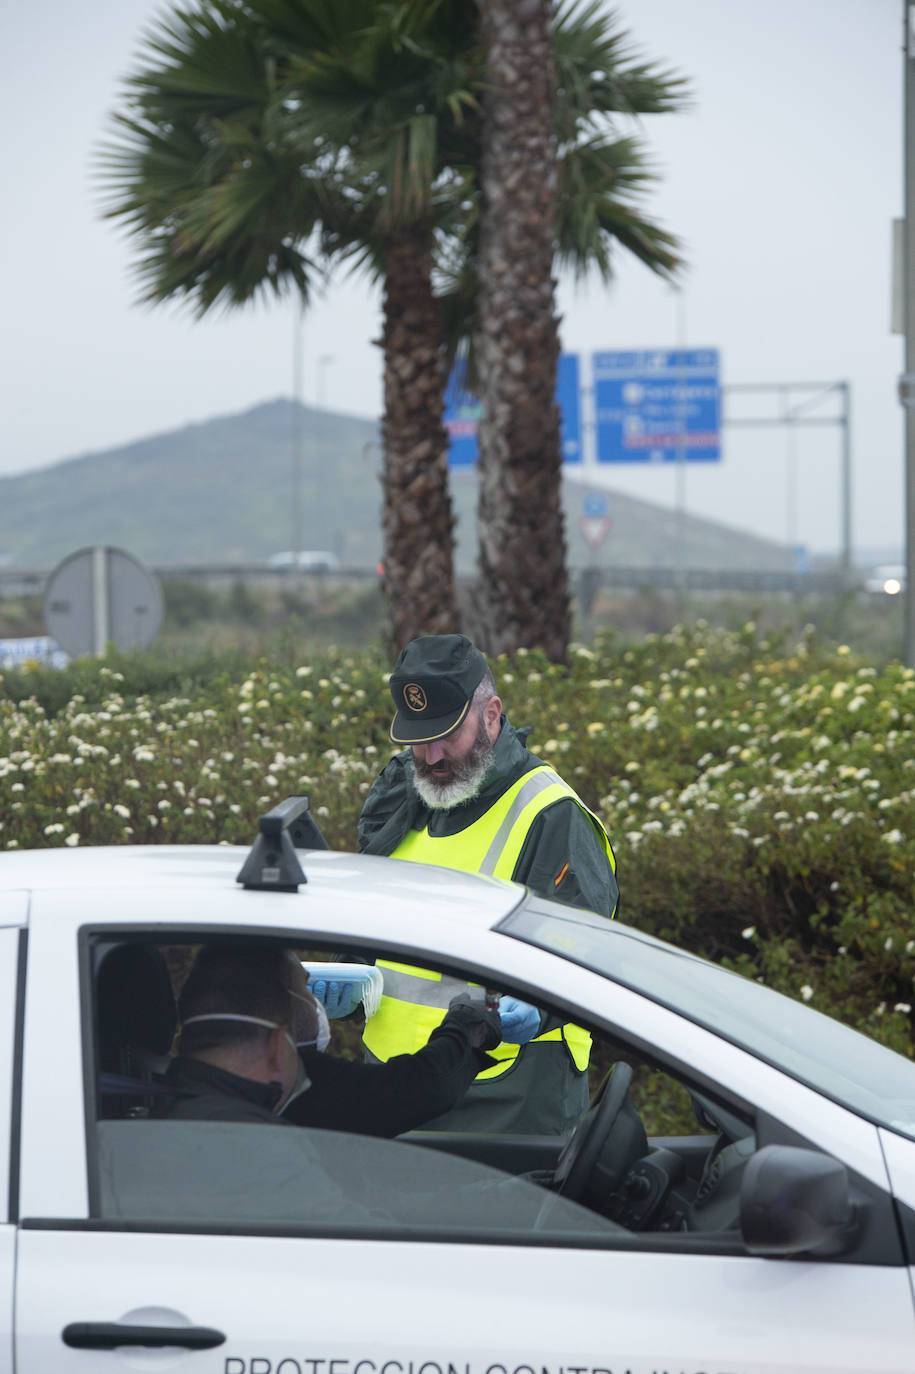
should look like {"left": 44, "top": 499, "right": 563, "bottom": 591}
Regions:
{"left": 81, "top": 932, "right": 785, "bottom": 1255}
{"left": 88, "top": 933, "right": 629, "bottom": 1246}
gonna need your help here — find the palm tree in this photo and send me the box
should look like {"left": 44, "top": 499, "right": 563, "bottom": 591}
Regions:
{"left": 99, "top": 0, "right": 478, "bottom": 649}
{"left": 470, "top": 0, "right": 566, "bottom": 660}
{"left": 471, "top": 0, "right": 686, "bottom": 661}
{"left": 99, "top": 0, "right": 686, "bottom": 654}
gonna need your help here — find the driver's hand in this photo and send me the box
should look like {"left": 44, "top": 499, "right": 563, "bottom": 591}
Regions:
{"left": 498, "top": 996, "right": 542, "bottom": 1044}
{"left": 444, "top": 994, "right": 502, "bottom": 1051}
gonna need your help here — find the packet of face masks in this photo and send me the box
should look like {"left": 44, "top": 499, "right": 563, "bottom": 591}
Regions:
{"left": 300, "top": 962, "right": 384, "bottom": 1019}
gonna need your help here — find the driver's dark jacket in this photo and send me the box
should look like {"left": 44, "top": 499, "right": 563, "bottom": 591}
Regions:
{"left": 356, "top": 715, "right": 619, "bottom": 1135}
{"left": 158, "top": 1017, "right": 495, "bottom": 1138}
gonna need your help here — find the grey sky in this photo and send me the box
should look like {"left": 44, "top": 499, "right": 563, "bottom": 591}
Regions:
{"left": 0, "top": 0, "right": 902, "bottom": 558}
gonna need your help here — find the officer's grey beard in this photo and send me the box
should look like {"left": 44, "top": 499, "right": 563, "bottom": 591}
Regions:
{"left": 411, "top": 712, "right": 496, "bottom": 810}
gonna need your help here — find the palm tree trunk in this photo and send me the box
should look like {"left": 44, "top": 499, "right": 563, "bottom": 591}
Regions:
{"left": 473, "top": 0, "right": 571, "bottom": 663}
{"left": 380, "top": 226, "right": 459, "bottom": 651}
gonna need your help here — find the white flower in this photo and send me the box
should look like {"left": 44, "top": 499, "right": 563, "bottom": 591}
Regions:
{"left": 800, "top": 985, "right": 814, "bottom": 1002}
{"left": 883, "top": 829, "right": 904, "bottom": 845}
{"left": 894, "top": 1003, "right": 912, "bottom": 1015}
{"left": 741, "top": 926, "right": 756, "bottom": 940}
{"left": 65, "top": 833, "right": 80, "bottom": 847}
{"left": 113, "top": 804, "right": 131, "bottom": 819}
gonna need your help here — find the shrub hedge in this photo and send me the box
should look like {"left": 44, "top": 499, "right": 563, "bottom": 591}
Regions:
{"left": 1, "top": 620, "right": 913, "bottom": 1058}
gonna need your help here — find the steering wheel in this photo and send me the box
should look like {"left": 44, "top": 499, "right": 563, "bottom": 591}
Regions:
{"left": 551, "top": 1062, "right": 634, "bottom": 1202}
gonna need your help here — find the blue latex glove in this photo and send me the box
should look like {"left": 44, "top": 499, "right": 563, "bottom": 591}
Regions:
{"left": 310, "top": 979, "right": 363, "bottom": 1020}
{"left": 498, "top": 995, "right": 542, "bottom": 1044}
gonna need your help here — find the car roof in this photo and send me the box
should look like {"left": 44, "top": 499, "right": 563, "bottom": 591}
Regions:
{"left": 0, "top": 844, "right": 526, "bottom": 937}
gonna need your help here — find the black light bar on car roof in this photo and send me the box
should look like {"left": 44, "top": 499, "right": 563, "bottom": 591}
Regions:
{"left": 236, "top": 795, "right": 329, "bottom": 892}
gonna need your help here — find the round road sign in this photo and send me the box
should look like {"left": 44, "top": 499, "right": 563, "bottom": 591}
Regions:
{"left": 43, "top": 546, "right": 163, "bottom": 657}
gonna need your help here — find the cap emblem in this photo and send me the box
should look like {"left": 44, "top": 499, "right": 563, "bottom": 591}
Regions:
{"left": 403, "top": 683, "right": 427, "bottom": 712}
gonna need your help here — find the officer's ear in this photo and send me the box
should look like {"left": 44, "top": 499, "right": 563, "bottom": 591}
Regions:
{"left": 483, "top": 695, "right": 502, "bottom": 740}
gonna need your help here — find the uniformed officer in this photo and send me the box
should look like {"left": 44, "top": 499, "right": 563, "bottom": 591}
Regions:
{"left": 352, "top": 633, "right": 619, "bottom": 1135}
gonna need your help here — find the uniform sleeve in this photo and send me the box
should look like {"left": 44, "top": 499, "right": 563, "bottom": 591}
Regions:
{"left": 283, "top": 1023, "right": 495, "bottom": 1138}
{"left": 512, "top": 798, "right": 619, "bottom": 918}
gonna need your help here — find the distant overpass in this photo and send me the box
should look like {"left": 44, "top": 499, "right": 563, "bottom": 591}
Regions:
{"left": 0, "top": 561, "right": 851, "bottom": 599}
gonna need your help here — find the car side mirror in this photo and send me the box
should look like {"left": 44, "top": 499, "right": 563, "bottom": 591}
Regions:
{"left": 740, "top": 1144, "right": 857, "bottom": 1258}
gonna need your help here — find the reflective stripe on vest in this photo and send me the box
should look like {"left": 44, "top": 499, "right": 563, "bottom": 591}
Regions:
{"left": 363, "top": 961, "right": 592, "bottom": 1079}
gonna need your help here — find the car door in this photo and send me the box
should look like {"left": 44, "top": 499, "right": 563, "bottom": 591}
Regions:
{"left": 14, "top": 897, "right": 915, "bottom": 1374}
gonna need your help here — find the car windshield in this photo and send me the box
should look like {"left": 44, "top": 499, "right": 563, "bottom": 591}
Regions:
{"left": 501, "top": 901, "right": 915, "bottom": 1143}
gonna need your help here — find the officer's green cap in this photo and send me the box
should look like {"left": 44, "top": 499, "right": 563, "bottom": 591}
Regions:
{"left": 389, "top": 634, "right": 490, "bottom": 744}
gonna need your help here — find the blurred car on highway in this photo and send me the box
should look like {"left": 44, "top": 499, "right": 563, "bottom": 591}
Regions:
{"left": 864, "top": 563, "right": 906, "bottom": 596}
{"left": 267, "top": 549, "right": 340, "bottom": 571}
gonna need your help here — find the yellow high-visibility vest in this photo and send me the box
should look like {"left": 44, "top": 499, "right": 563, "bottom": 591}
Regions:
{"left": 362, "top": 766, "right": 614, "bottom": 1079}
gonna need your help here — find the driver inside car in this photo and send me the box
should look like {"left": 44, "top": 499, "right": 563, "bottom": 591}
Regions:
{"left": 158, "top": 943, "right": 503, "bottom": 1137}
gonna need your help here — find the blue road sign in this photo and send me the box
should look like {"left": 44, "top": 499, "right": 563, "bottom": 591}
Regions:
{"left": 557, "top": 353, "right": 582, "bottom": 464}
{"left": 444, "top": 354, "right": 582, "bottom": 466}
{"left": 594, "top": 349, "right": 721, "bottom": 464}
{"left": 0, "top": 636, "right": 67, "bottom": 669}
{"left": 443, "top": 362, "right": 482, "bottom": 468}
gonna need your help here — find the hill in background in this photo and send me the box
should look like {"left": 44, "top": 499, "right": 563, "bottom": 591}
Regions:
{"left": 0, "top": 398, "right": 798, "bottom": 573}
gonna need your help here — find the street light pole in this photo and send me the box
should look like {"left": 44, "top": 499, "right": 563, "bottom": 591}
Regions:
{"left": 902, "top": 2, "right": 915, "bottom": 665}
{"left": 292, "top": 298, "right": 305, "bottom": 559}
{"left": 317, "top": 354, "right": 335, "bottom": 410}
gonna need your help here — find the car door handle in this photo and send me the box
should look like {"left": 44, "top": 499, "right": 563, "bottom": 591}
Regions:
{"left": 62, "top": 1321, "right": 226, "bottom": 1350}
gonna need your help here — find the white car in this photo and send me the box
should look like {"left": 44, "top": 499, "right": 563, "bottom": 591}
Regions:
{"left": 267, "top": 550, "right": 341, "bottom": 572}
{"left": 3, "top": 800, "right": 915, "bottom": 1373}
{"left": 864, "top": 564, "right": 906, "bottom": 596}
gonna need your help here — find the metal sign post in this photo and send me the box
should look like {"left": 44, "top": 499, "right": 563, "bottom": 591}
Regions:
{"left": 723, "top": 382, "right": 852, "bottom": 587}
{"left": 903, "top": 2, "right": 915, "bottom": 665}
